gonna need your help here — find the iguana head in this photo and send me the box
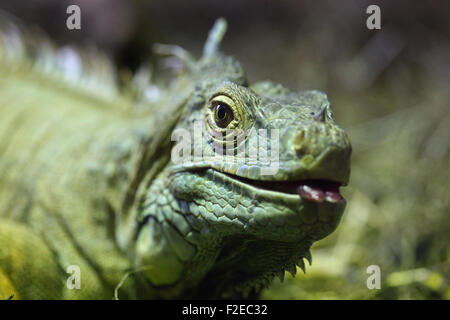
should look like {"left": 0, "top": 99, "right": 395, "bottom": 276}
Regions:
{"left": 132, "top": 19, "right": 351, "bottom": 298}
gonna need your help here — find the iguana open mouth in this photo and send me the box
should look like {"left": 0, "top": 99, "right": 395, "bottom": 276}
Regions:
{"left": 222, "top": 172, "right": 342, "bottom": 203}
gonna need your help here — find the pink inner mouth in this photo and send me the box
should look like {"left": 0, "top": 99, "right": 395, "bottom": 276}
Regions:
{"left": 297, "top": 181, "right": 341, "bottom": 203}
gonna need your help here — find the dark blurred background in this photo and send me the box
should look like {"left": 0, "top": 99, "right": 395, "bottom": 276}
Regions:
{"left": 1, "top": 0, "right": 448, "bottom": 299}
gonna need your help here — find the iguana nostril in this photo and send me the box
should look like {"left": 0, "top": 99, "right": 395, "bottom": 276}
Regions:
{"left": 313, "top": 105, "right": 326, "bottom": 122}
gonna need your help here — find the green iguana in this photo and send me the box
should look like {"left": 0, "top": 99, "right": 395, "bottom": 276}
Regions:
{"left": 0, "top": 17, "right": 351, "bottom": 299}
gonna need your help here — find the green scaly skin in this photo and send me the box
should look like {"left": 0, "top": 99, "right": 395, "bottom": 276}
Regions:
{"left": 0, "top": 18, "right": 351, "bottom": 299}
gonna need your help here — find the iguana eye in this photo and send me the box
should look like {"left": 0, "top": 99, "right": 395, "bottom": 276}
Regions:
{"left": 213, "top": 102, "right": 234, "bottom": 128}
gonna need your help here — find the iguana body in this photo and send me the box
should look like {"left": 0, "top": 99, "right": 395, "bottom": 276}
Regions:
{"left": 0, "top": 17, "right": 351, "bottom": 299}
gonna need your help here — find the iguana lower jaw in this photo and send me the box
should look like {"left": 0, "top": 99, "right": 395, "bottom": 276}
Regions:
{"left": 132, "top": 165, "right": 347, "bottom": 298}
{"left": 131, "top": 165, "right": 347, "bottom": 297}
{"left": 170, "top": 168, "right": 347, "bottom": 242}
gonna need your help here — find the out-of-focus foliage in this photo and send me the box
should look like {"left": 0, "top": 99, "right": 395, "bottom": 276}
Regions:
{"left": 2, "top": 0, "right": 448, "bottom": 299}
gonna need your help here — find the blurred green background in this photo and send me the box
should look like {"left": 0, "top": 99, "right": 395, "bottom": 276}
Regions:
{"left": 2, "top": 0, "right": 448, "bottom": 299}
